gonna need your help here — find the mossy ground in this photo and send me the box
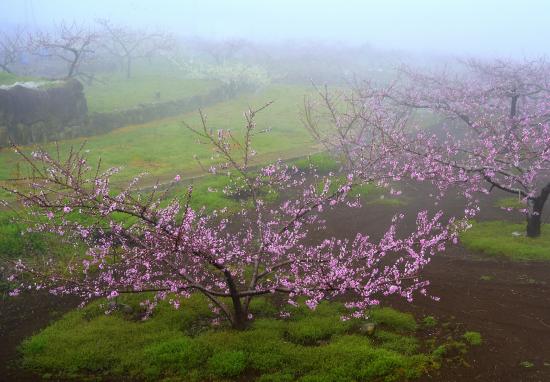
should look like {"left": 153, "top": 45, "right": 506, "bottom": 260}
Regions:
{"left": 17, "top": 295, "right": 462, "bottom": 382}
{"left": 460, "top": 221, "right": 550, "bottom": 261}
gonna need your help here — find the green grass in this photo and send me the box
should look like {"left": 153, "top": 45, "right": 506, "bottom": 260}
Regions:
{"left": 369, "top": 307, "right": 417, "bottom": 333}
{"left": 84, "top": 74, "right": 220, "bottom": 113}
{"left": 422, "top": 316, "right": 437, "bottom": 328}
{"left": 164, "top": 172, "right": 279, "bottom": 213}
{"left": 519, "top": 361, "right": 535, "bottom": 369}
{"left": 312, "top": 176, "right": 406, "bottom": 206}
{"left": 462, "top": 331, "right": 482, "bottom": 346}
{"left": 19, "top": 295, "right": 441, "bottom": 381}
{"left": 0, "top": 210, "right": 83, "bottom": 261}
{"left": 460, "top": 221, "right": 550, "bottom": 261}
{"left": 292, "top": 152, "right": 341, "bottom": 173}
{"left": 495, "top": 197, "right": 525, "bottom": 210}
{"left": 0, "top": 72, "right": 40, "bottom": 86}
{"left": 0, "top": 84, "right": 319, "bottom": 201}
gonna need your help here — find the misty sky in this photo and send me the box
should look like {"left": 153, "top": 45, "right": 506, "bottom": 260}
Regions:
{"left": 1, "top": 0, "right": 549, "bottom": 57}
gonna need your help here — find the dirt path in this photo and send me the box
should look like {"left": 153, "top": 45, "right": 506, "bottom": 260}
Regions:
{"left": 403, "top": 249, "right": 550, "bottom": 382}
{"left": 0, "top": 293, "right": 78, "bottom": 381}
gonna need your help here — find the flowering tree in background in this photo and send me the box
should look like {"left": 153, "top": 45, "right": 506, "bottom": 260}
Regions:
{"left": 307, "top": 59, "right": 550, "bottom": 237}
{"left": 3, "top": 105, "right": 456, "bottom": 329}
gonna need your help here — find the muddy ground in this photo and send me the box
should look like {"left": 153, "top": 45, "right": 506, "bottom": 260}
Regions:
{"left": 1, "top": 182, "right": 549, "bottom": 381}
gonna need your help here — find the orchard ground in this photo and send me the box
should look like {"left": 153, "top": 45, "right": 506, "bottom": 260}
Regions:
{"left": 2, "top": 179, "right": 549, "bottom": 381}
{"left": 1, "top": 79, "right": 550, "bottom": 381}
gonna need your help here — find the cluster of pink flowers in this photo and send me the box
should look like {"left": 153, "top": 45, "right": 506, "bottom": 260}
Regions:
{"left": 307, "top": 59, "right": 550, "bottom": 237}
{"left": 5, "top": 103, "right": 458, "bottom": 328}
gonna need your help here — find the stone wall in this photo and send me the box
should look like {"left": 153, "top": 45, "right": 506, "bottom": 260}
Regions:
{"left": 0, "top": 79, "right": 88, "bottom": 146}
{"left": 0, "top": 81, "right": 251, "bottom": 147}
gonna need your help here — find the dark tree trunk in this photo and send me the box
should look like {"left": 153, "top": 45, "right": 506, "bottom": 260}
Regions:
{"left": 224, "top": 270, "right": 248, "bottom": 330}
{"left": 231, "top": 304, "right": 248, "bottom": 330}
{"left": 510, "top": 94, "right": 518, "bottom": 118}
{"left": 67, "top": 51, "right": 79, "bottom": 78}
{"left": 68, "top": 61, "right": 77, "bottom": 78}
{"left": 526, "top": 204, "right": 542, "bottom": 237}
{"left": 526, "top": 183, "right": 550, "bottom": 238}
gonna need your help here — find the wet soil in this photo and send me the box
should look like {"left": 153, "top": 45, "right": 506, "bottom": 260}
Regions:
{"left": 1, "top": 182, "right": 549, "bottom": 381}
{"left": 0, "top": 293, "right": 79, "bottom": 381}
{"left": 407, "top": 247, "right": 550, "bottom": 382}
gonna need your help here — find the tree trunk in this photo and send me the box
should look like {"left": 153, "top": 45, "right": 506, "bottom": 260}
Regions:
{"left": 67, "top": 62, "right": 76, "bottom": 78}
{"left": 526, "top": 204, "right": 542, "bottom": 237}
{"left": 224, "top": 269, "right": 248, "bottom": 330}
{"left": 526, "top": 183, "right": 550, "bottom": 238}
{"left": 67, "top": 52, "right": 79, "bottom": 78}
{"left": 230, "top": 304, "right": 248, "bottom": 330}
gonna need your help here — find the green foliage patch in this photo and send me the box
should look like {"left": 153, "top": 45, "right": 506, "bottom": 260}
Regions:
{"left": 421, "top": 316, "right": 437, "bottom": 328}
{"left": 369, "top": 307, "right": 418, "bottom": 333}
{"left": 19, "top": 296, "right": 441, "bottom": 381}
{"left": 460, "top": 221, "right": 550, "bottom": 261}
{"left": 462, "top": 331, "right": 482, "bottom": 346}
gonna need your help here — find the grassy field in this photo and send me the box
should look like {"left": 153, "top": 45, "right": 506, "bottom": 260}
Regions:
{"left": 84, "top": 74, "right": 220, "bottom": 113}
{"left": 494, "top": 197, "right": 526, "bottom": 210}
{"left": 0, "top": 84, "right": 321, "bottom": 200}
{"left": 0, "top": 69, "right": 220, "bottom": 113}
{"left": 460, "top": 221, "right": 550, "bottom": 261}
{"left": 19, "top": 293, "right": 462, "bottom": 381}
{"left": 0, "top": 72, "right": 39, "bottom": 85}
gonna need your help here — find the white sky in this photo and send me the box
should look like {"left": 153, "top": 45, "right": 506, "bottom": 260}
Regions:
{"left": 1, "top": 0, "right": 549, "bottom": 57}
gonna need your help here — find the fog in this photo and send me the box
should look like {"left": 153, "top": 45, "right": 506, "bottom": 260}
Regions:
{"left": 1, "top": 0, "right": 549, "bottom": 57}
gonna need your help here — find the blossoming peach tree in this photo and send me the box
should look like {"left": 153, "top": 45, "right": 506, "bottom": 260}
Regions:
{"left": 3, "top": 104, "right": 456, "bottom": 329}
{"left": 306, "top": 59, "right": 550, "bottom": 237}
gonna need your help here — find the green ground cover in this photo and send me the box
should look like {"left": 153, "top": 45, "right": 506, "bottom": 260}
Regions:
{"left": 84, "top": 74, "right": 220, "bottom": 113}
{"left": 0, "top": 72, "right": 39, "bottom": 85}
{"left": 494, "top": 197, "right": 525, "bottom": 210}
{"left": 18, "top": 294, "right": 455, "bottom": 382}
{"left": 0, "top": 84, "right": 321, "bottom": 200}
{"left": 460, "top": 221, "right": 550, "bottom": 261}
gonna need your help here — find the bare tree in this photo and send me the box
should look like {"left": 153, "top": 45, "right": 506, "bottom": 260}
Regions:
{"left": 96, "top": 19, "right": 174, "bottom": 79}
{"left": 0, "top": 27, "right": 26, "bottom": 74}
{"left": 200, "top": 38, "right": 248, "bottom": 65}
{"left": 29, "top": 21, "right": 98, "bottom": 79}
